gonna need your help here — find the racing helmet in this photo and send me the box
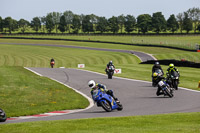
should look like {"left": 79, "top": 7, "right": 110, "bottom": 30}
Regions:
{"left": 109, "top": 60, "right": 113, "bottom": 64}
{"left": 88, "top": 80, "right": 95, "bottom": 89}
{"left": 169, "top": 63, "right": 174, "bottom": 69}
{"left": 155, "top": 62, "right": 159, "bottom": 65}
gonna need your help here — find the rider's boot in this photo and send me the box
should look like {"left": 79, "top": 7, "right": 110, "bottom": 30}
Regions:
{"left": 157, "top": 91, "right": 164, "bottom": 96}
{"left": 113, "top": 97, "right": 120, "bottom": 103}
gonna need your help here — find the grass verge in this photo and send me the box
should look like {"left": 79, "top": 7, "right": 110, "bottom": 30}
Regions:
{"left": 0, "top": 66, "right": 89, "bottom": 117}
{"left": 0, "top": 112, "right": 200, "bottom": 133}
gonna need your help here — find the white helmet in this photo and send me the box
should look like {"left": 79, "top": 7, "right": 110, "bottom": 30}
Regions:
{"left": 88, "top": 80, "right": 95, "bottom": 88}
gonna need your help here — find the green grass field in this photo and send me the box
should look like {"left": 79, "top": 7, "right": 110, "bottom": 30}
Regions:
{"left": 0, "top": 38, "right": 199, "bottom": 132}
{"left": 0, "top": 41, "right": 199, "bottom": 90}
{"left": 3, "top": 34, "right": 200, "bottom": 50}
{"left": 1, "top": 38, "right": 200, "bottom": 63}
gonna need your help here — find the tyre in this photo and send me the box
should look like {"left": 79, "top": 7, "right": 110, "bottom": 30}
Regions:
{"left": 108, "top": 73, "right": 112, "bottom": 79}
{"left": 174, "top": 80, "right": 178, "bottom": 90}
{"left": 0, "top": 109, "right": 7, "bottom": 122}
{"left": 100, "top": 100, "right": 112, "bottom": 112}
{"left": 165, "top": 88, "right": 173, "bottom": 98}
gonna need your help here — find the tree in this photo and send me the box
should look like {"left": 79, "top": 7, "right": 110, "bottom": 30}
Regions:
{"left": 96, "top": 17, "right": 109, "bottom": 33}
{"left": 183, "top": 12, "right": 193, "bottom": 34}
{"left": 12, "top": 19, "right": 18, "bottom": 32}
{"left": 58, "top": 15, "right": 66, "bottom": 33}
{"left": 50, "top": 12, "right": 61, "bottom": 33}
{"left": 40, "top": 16, "right": 46, "bottom": 33}
{"left": 187, "top": 7, "right": 200, "bottom": 33}
{"left": 152, "top": 12, "right": 167, "bottom": 34}
{"left": 4, "top": 17, "right": 14, "bottom": 34}
{"left": 108, "top": 16, "right": 119, "bottom": 34}
{"left": 167, "top": 14, "right": 179, "bottom": 33}
{"left": 0, "top": 16, "right": 3, "bottom": 32}
{"left": 137, "top": 14, "right": 152, "bottom": 34}
{"left": 31, "top": 17, "right": 41, "bottom": 33}
{"left": 63, "top": 10, "right": 74, "bottom": 33}
{"left": 90, "top": 14, "right": 98, "bottom": 33}
{"left": 79, "top": 14, "right": 85, "bottom": 24}
{"left": 176, "top": 13, "right": 184, "bottom": 33}
{"left": 71, "top": 15, "right": 81, "bottom": 33}
{"left": 45, "top": 13, "right": 55, "bottom": 33}
{"left": 118, "top": 14, "right": 125, "bottom": 33}
{"left": 197, "top": 24, "right": 200, "bottom": 32}
{"left": 124, "top": 15, "right": 136, "bottom": 33}
{"left": 82, "top": 15, "right": 93, "bottom": 33}
{"left": 18, "top": 19, "right": 30, "bottom": 33}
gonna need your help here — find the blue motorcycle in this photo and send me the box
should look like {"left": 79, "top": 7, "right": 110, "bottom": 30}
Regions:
{"left": 92, "top": 89, "right": 123, "bottom": 112}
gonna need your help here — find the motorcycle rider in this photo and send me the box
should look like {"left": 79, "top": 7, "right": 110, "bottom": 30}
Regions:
{"left": 166, "top": 63, "right": 180, "bottom": 87}
{"left": 88, "top": 80, "right": 119, "bottom": 102}
{"left": 50, "top": 58, "right": 55, "bottom": 68}
{"left": 166, "top": 63, "right": 180, "bottom": 78}
{"left": 50, "top": 58, "right": 55, "bottom": 63}
{"left": 166, "top": 63, "right": 179, "bottom": 76}
{"left": 152, "top": 62, "right": 164, "bottom": 76}
{"left": 152, "top": 72, "right": 166, "bottom": 96}
{"left": 105, "top": 60, "right": 115, "bottom": 74}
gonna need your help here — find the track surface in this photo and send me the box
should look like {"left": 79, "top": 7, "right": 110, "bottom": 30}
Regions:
{"left": 4, "top": 68, "right": 200, "bottom": 124}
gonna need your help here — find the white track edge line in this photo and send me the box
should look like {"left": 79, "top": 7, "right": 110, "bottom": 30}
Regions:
{"left": 131, "top": 53, "right": 142, "bottom": 62}
{"left": 24, "top": 67, "right": 43, "bottom": 76}
{"left": 23, "top": 67, "right": 94, "bottom": 116}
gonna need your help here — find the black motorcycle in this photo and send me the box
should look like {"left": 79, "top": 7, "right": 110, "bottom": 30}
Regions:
{"left": 0, "top": 108, "right": 7, "bottom": 122}
{"left": 168, "top": 71, "right": 180, "bottom": 90}
{"left": 107, "top": 66, "right": 115, "bottom": 79}
{"left": 152, "top": 69, "right": 163, "bottom": 87}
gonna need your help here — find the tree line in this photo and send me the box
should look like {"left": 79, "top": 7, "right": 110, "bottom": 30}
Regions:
{"left": 0, "top": 7, "right": 200, "bottom": 34}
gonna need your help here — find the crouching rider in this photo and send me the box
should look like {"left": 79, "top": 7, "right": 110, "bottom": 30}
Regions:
{"left": 88, "top": 80, "right": 119, "bottom": 103}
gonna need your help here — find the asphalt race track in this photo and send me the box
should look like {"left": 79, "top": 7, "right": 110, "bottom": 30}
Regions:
{"left": 4, "top": 68, "right": 200, "bottom": 124}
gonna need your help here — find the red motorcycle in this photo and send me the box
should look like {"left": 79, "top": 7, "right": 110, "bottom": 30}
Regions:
{"left": 50, "top": 61, "right": 55, "bottom": 68}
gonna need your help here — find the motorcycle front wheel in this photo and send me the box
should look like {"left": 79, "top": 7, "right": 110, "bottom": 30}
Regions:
{"left": 0, "top": 108, "right": 7, "bottom": 122}
{"left": 165, "top": 88, "right": 173, "bottom": 98}
{"left": 100, "top": 100, "right": 112, "bottom": 112}
{"left": 108, "top": 73, "right": 112, "bottom": 79}
{"left": 174, "top": 80, "right": 178, "bottom": 90}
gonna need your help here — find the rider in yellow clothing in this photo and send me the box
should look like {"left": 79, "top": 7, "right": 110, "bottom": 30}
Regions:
{"left": 166, "top": 63, "right": 179, "bottom": 76}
